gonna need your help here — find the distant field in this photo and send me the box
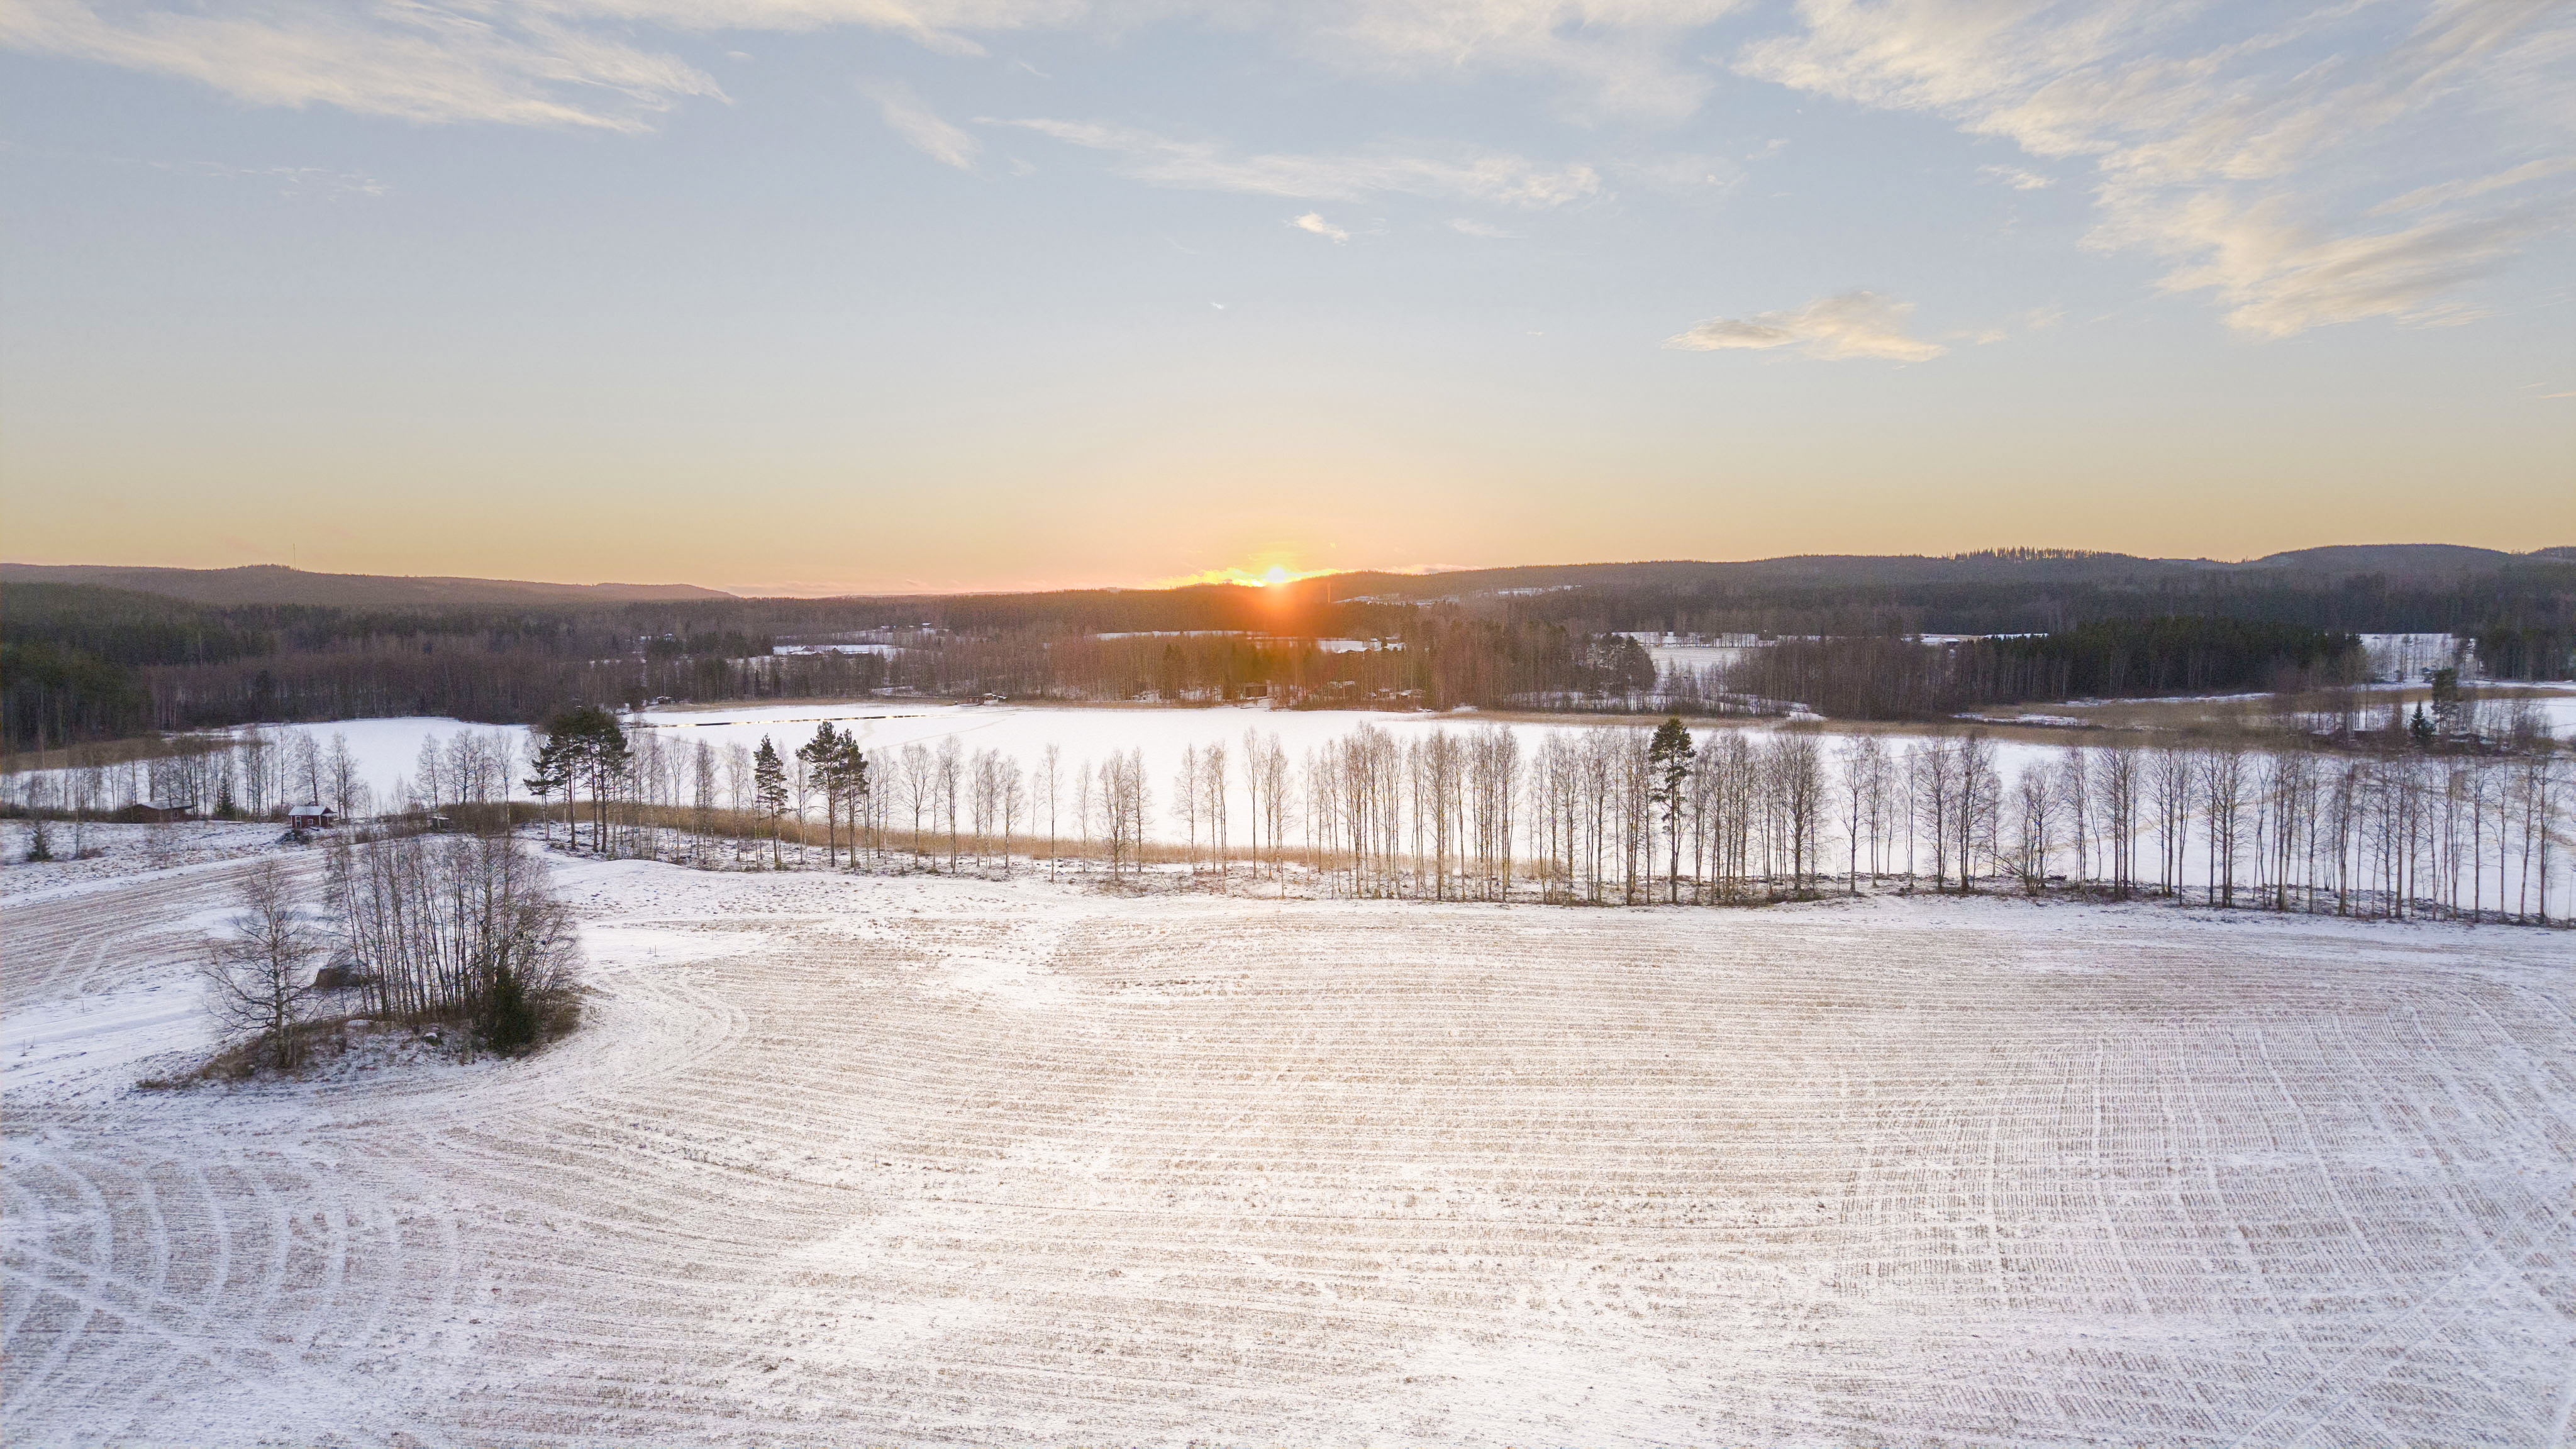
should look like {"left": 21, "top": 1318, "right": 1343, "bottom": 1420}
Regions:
{"left": 6, "top": 849, "right": 2569, "bottom": 1446}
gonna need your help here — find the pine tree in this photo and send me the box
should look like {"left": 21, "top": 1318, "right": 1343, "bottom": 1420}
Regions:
{"left": 525, "top": 735, "right": 570, "bottom": 848}
{"left": 798, "top": 723, "right": 843, "bottom": 867}
{"left": 833, "top": 735, "right": 869, "bottom": 869}
{"left": 584, "top": 711, "right": 632, "bottom": 854}
{"left": 536, "top": 706, "right": 630, "bottom": 854}
{"left": 753, "top": 736, "right": 788, "bottom": 868}
{"left": 1648, "top": 716, "right": 1696, "bottom": 902}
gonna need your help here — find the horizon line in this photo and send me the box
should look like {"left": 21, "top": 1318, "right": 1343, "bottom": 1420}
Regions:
{"left": 4, "top": 541, "right": 2567, "bottom": 600}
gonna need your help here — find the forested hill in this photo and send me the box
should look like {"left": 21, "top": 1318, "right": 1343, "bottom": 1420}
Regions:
{"left": 0, "top": 564, "right": 732, "bottom": 608}
{"left": 8, "top": 545, "right": 2562, "bottom": 628}
{"left": 823, "top": 545, "right": 2573, "bottom": 640}
{"left": 3, "top": 547, "right": 2568, "bottom": 750}
{"left": 1308, "top": 546, "right": 2573, "bottom": 632}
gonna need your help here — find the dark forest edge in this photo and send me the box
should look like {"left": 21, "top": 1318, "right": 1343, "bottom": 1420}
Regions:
{"left": 4, "top": 547, "right": 2571, "bottom": 752}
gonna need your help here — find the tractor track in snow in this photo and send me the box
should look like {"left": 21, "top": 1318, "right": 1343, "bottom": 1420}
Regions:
{"left": 4, "top": 857, "right": 2571, "bottom": 1445}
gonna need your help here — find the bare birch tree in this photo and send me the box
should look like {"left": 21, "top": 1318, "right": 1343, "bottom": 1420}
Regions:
{"left": 203, "top": 861, "right": 324, "bottom": 1069}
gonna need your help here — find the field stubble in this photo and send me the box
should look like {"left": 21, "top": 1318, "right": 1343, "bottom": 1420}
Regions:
{"left": 3, "top": 853, "right": 2570, "bottom": 1446}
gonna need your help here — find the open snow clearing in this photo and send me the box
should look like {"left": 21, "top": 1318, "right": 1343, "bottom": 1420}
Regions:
{"left": 5, "top": 853, "right": 2570, "bottom": 1446}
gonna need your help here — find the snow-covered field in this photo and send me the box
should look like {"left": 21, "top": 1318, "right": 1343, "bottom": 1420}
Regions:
{"left": 5, "top": 845, "right": 2570, "bottom": 1446}
{"left": 0, "top": 822, "right": 291, "bottom": 906}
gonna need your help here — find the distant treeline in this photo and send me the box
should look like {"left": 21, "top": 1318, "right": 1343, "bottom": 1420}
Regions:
{"left": 4, "top": 556, "right": 2570, "bottom": 750}
{"left": 1509, "top": 570, "right": 2576, "bottom": 641}
{"left": 0, "top": 592, "right": 1665, "bottom": 748}
{"left": 1702, "top": 619, "right": 2369, "bottom": 719}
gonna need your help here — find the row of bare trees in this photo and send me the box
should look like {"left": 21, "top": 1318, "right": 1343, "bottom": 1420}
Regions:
{"left": 4, "top": 725, "right": 371, "bottom": 827}
{"left": 538, "top": 714, "right": 2566, "bottom": 925}
{"left": 146, "top": 713, "right": 2564, "bottom": 928}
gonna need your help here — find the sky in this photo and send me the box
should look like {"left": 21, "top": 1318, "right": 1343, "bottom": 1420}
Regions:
{"left": 2, "top": 0, "right": 2570, "bottom": 595}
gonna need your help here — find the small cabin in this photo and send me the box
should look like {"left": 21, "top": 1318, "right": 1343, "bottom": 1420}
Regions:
{"left": 287, "top": 804, "right": 338, "bottom": 830}
{"left": 133, "top": 802, "right": 190, "bottom": 824}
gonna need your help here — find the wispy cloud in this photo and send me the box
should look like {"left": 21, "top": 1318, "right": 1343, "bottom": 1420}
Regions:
{"left": 1979, "top": 163, "right": 2049, "bottom": 191}
{"left": 2104, "top": 192, "right": 2556, "bottom": 338}
{"left": 1664, "top": 290, "right": 1946, "bottom": 362}
{"left": 15, "top": 0, "right": 2564, "bottom": 353}
{"left": 1448, "top": 217, "right": 1517, "bottom": 238}
{"left": 862, "top": 79, "right": 979, "bottom": 169}
{"left": 1291, "top": 211, "right": 1351, "bottom": 242}
{"left": 2371, "top": 157, "right": 2576, "bottom": 218}
{"left": 1736, "top": 0, "right": 2576, "bottom": 336}
{"left": 570, "top": 0, "right": 1009, "bottom": 57}
{"left": 0, "top": 0, "right": 725, "bottom": 130}
{"left": 999, "top": 118, "right": 1601, "bottom": 208}
{"left": 1614, "top": 150, "right": 1744, "bottom": 195}
{"left": 205, "top": 161, "right": 387, "bottom": 196}
{"left": 76, "top": 149, "right": 392, "bottom": 196}
{"left": 2, "top": 0, "right": 1754, "bottom": 131}
{"left": 1951, "top": 301, "right": 2061, "bottom": 345}
{"left": 1287, "top": 0, "right": 1746, "bottom": 124}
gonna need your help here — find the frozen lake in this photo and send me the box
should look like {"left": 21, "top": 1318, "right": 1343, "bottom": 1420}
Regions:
{"left": 15, "top": 702, "right": 2094, "bottom": 848}
{"left": 9, "top": 691, "right": 2568, "bottom": 861}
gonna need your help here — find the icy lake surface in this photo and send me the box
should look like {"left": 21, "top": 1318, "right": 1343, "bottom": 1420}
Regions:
{"left": 18, "top": 691, "right": 2575, "bottom": 855}
{"left": 99, "top": 702, "right": 2126, "bottom": 847}
{"left": 4, "top": 847, "right": 2570, "bottom": 1445}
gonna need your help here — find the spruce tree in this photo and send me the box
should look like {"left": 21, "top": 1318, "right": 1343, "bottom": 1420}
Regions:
{"left": 2428, "top": 667, "right": 2465, "bottom": 736}
{"left": 483, "top": 961, "right": 538, "bottom": 1054}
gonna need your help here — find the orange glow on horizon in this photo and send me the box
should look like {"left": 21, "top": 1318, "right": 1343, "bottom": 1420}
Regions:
{"left": 1149, "top": 561, "right": 1346, "bottom": 590}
